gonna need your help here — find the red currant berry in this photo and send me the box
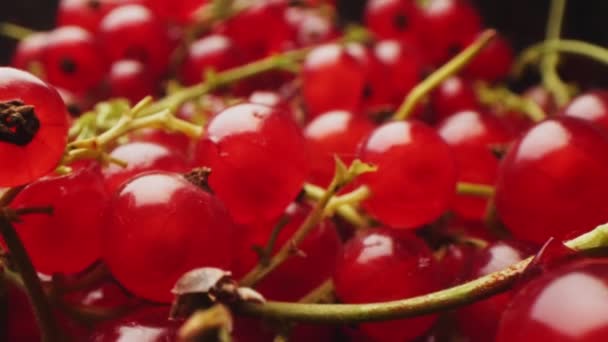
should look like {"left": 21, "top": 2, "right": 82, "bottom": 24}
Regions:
{"left": 64, "top": 276, "right": 137, "bottom": 309}
{"left": 107, "top": 59, "right": 157, "bottom": 104}
{"left": 0, "top": 67, "right": 69, "bottom": 187}
{"left": 333, "top": 228, "right": 440, "bottom": 342}
{"left": 179, "top": 34, "right": 241, "bottom": 86}
{"left": 103, "top": 172, "right": 234, "bottom": 302}
{"left": 457, "top": 240, "right": 537, "bottom": 342}
{"left": 465, "top": 32, "right": 514, "bottom": 83}
{"left": 194, "top": 103, "right": 309, "bottom": 224}
{"left": 285, "top": 7, "right": 337, "bottom": 47}
{"left": 304, "top": 110, "right": 374, "bottom": 187}
{"left": 357, "top": 120, "right": 457, "bottom": 228}
{"left": 523, "top": 86, "right": 558, "bottom": 116}
{"left": 248, "top": 91, "right": 286, "bottom": 108}
{"left": 102, "top": 141, "right": 189, "bottom": 193}
{"left": 57, "top": 0, "right": 138, "bottom": 32}
{"left": 418, "top": 0, "right": 482, "bottom": 65}
{"left": 43, "top": 26, "right": 107, "bottom": 93}
{"left": 431, "top": 76, "right": 480, "bottom": 123}
{"left": 10, "top": 163, "right": 108, "bottom": 274}
{"left": 145, "top": 0, "right": 208, "bottom": 24}
{"left": 98, "top": 4, "right": 172, "bottom": 77}
{"left": 497, "top": 258, "right": 608, "bottom": 341}
{"left": 89, "top": 306, "right": 179, "bottom": 341}
{"left": 364, "top": 0, "right": 423, "bottom": 42}
{"left": 302, "top": 44, "right": 366, "bottom": 117}
{"left": 496, "top": 117, "right": 608, "bottom": 243}
{"left": 11, "top": 32, "right": 49, "bottom": 71}
{"left": 560, "top": 90, "right": 608, "bottom": 131}
{"left": 437, "top": 110, "right": 512, "bottom": 220}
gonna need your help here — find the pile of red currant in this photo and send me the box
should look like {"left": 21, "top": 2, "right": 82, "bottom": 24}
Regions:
{"left": 1, "top": 0, "right": 608, "bottom": 341}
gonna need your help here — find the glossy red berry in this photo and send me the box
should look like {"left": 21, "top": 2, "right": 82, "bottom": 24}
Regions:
{"left": 560, "top": 90, "right": 608, "bottom": 131}
{"left": 418, "top": 0, "right": 482, "bottom": 65}
{"left": 144, "top": 0, "right": 208, "bottom": 24}
{"left": 304, "top": 110, "right": 374, "bottom": 187}
{"left": 43, "top": 26, "right": 107, "bottom": 93}
{"left": 438, "top": 110, "right": 512, "bottom": 220}
{"left": 107, "top": 59, "right": 157, "bottom": 104}
{"left": 457, "top": 240, "right": 537, "bottom": 342}
{"left": 56, "top": 0, "right": 138, "bottom": 32}
{"left": 89, "top": 306, "right": 179, "bottom": 341}
{"left": 102, "top": 141, "right": 189, "bottom": 193}
{"left": 98, "top": 4, "right": 172, "bottom": 77}
{"left": 357, "top": 120, "right": 457, "bottom": 229}
{"left": 497, "top": 258, "right": 608, "bottom": 341}
{"left": 431, "top": 76, "right": 480, "bottom": 123}
{"left": 364, "top": 0, "right": 423, "bottom": 42}
{"left": 302, "top": 44, "right": 366, "bottom": 117}
{"left": 0, "top": 67, "right": 69, "bottom": 187}
{"left": 496, "top": 117, "right": 608, "bottom": 243}
{"left": 523, "top": 86, "right": 558, "bottom": 116}
{"left": 10, "top": 163, "right": 109, "bottom": 274}
{"left": 465, "top": 32, "right": 514, "bottom": 83}
{"left": 103, "top": 172, "right": 234, "bottom": 302}
{"left": 285, "top": 7, "right": 337, "bottom": 47}
{"left": 194, "top": 103, "right": 309, "bottom": 224}
{"left": 333, "top": 228, "right": 440, "bottom": 342}
{"left": 11, "top": 32, "right": 49, "bottom": 71}
{"left": 179, "top": 34, "right": 241, "bottom": 86}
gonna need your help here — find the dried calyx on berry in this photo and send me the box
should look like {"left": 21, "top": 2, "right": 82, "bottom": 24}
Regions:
{"left": 0, "top": 99, "right": 40, "bottom": 146}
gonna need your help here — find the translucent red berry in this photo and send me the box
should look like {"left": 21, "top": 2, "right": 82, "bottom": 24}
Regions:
{"left": 103, "top": 172, "right": 234, "bottom": 302}
{"left": 302, "top": 44, "right": 366, "bottom": 118}
{"left": 285, "top": 7, "right": 337, "bottom": 47}
{"left": 333, "top": 228, "right": 440, "bottom": 341}
{"left": 304, "top": 110, "right": 374, "bottom": 187}
{"left": 10, "top": 163, "right": 109, "bottom": 274}
{"left": 497, "top": 258, "right": 608, "bottom": 341}
{"left": 357, "top": 120, "right": 457, "bottom": 228}
{"left": 179, "top": 34, "right": 241, "bottom": 86}
{"left": 496, "top": 117, "right": 608, "bottom": 243}
{"left": 560, "top": 90, "right": 608, "bottom": 131}
{"left": 431, "top": 76, "right": 480, "bottom": 123}
{"left": 364, "top": 0, "right": 423, "bottom": 42}
{"left": 465, "top": 32, "right": 514, "bottom": 83}
{"left": 438, "top": 110, "right": 512, "bottom": 220}
{"left": 43, "top": 26, "right": 107, "bottom": 93}
{"left": 108, "top": 59, "right": 157, "bottom": 104}
{"left": 89, "top": 306, "right": 179, "bottom": 341}
{"left": 56, "top": 0, "right": 137, "bottom": 32}
{"left": 11, "top": 32, "right": 49, "bottom": 71}
{"left": 102, "top": 141, "right": 189, "bottom": 193}
{"left": 194, "top": 103, "right": 309, "bottom": 224}
{"left": 0, "top": 67, "right": 69, "bottom": 187}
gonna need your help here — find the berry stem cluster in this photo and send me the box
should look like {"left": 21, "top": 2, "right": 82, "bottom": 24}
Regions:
{"left": 476, "top": 83, "right": 547, "bottom": 122}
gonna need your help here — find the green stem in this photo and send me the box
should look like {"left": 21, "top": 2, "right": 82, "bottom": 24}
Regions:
{"left": 0, "top": 22, "right": 35, "bottom": 40}
{"left": 257, "top": 215, "right": 291, "bottom": 266}
{"left": 541, "top": 0, "right": 570, "bottom": 106}
{"left": 303, "top": 184, "right": 370, "bottom": 229}
{"left": 393, "top": 29, "right": 496, "bottom": 121}
{"left": 515, "top": 39, "right": 608, "bottom": 75}
{"left": 456, "top": 182, "right": 495, "bottom": 198}
{"left": 475, "top": 83, "right": 546, "bottom": 122}
{"left": 235, "top": 223, "right": 608, "bottom": 323}
{"left": 0, "top": 217, "right": 61, "bottom": 341}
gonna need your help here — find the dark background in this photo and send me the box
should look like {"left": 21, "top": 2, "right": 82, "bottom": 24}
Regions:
{"left": 1, "top": 0, "right": 607, "bottom": 86}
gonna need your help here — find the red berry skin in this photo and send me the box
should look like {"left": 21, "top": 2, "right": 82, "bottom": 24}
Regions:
{"left": 560, "top": 90, "right": 608, "bottom": 131}
{"left": 10, "top": 163, "right": 109, "bottom": 274}
{"left": 194, "top": 103, "right": 309, "bottom": 224}
{"left": 103, "top": 172, "right": 235, "bottom": 302}
{"left": 438, "top": 110, "right": 512, "bottom": 220}
{"left": 11, "top": 32, "right": 49, "bottom": 71}
{"left": 144, "top": 0, "right": 208, "bottom": 24}
{"left": 302, "top": 44, "right": 366, "bottom": 118}
{"left": 89, "top": 306, "right": 179, "bottom": 341}
{"left": 179, "top": 34, "right": 241, "bottom": 86}
{"left": 98, "top": 4, "right": 172, "bottom": 78}
{"left": 304, "top": 110, "right": 374, "bottom": 187}
{"left": 418, "top": 0, "right": 482, "bottom": 65}
{"left": 233, "top": 203, "right": 342, "bottom": 301}
{"left": 57, "top": 0, "right": 139, "bottom": 32}
{"left": 64, "top": 276, "right": 138, "bottom": 309}
{"left": 357, "top": 120, "right": 457, "bottom": 229}
{"left": 497, "top": 258, "right": 608, "bottom": 342}
{"left": 0, "top": 67, "right": 70, "bottom": 187}
{"left": 285, "top": 7, "right": 338, "bottom": 48}
{"left": 108, "top": 59, "right": 157, "bottom": 104}
{"left": 364, "top": 0, "right": 423, "bottom": 42}
{"left": 431, "top": 76, "right": 480, "bottom": 123}
{"left": 464, "top": 32, "right": 514, "bottom": 83}
{"left": 102, "top": 142, "right": 189, "bottom": 193}
{"left": 457, "top": 240, "right": 537, "bottom": 342}
{"left": 524, "top": 86, "right": 558, "bottom": 116}
{"left": 496, "top": 117, "right": 608, "bottom": 244}
{"left": 43, "top": 26, "right": 107, "bottom": 93}
{"left": 333, "top": 228, "right": 440, "bottom": 342}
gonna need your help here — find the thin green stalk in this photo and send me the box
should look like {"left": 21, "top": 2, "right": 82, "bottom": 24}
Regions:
{"left": 236, "top": 223, "right": 608, "bottom": 323}
{"left": 393, "top": 29, "right": 496, "bottom": 121}
{"left": 475, "top": 83, "right": 546, "bottom": 122}
{"left": 456, "top": 182, "right": 495, "bottom": 198}
{"left": 541, "top": 0, "right": 570, "bottom": 106}
{"left": 0, "top": 22, "right": 35, "bottom": 40}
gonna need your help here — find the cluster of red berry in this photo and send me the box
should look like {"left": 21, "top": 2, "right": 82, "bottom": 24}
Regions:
{"left": 1, "top": 0, "right": 608, "bottom": 341}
